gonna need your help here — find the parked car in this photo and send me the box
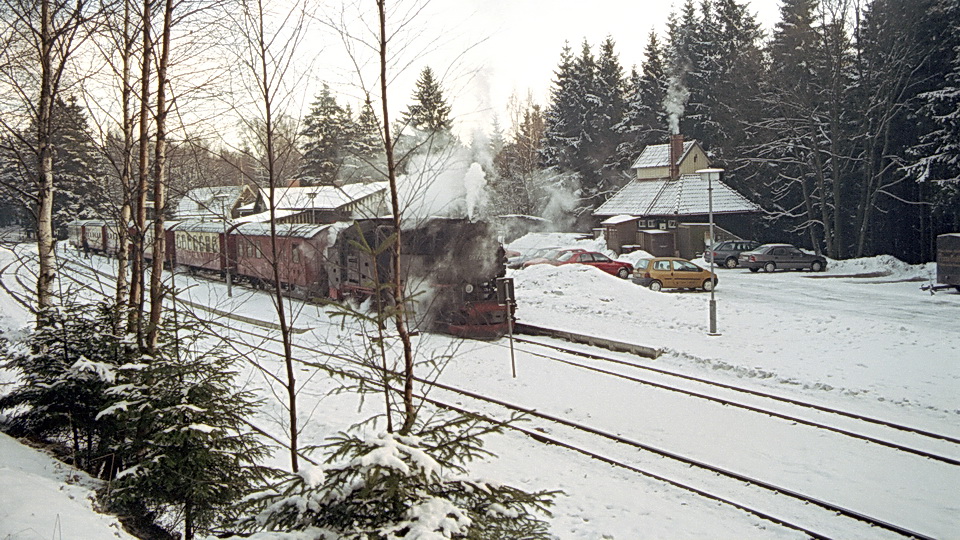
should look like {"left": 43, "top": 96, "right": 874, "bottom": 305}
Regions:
{"left": 521, "top": 247, "right": 586, "bottom": 269}
{"left": 632, "top": 257, "right": 718, "bottom": 291}
{"left": 738, "top": 243, "right": 827, "bottom": 273}
{"left": 508, "top": 246, "right": 559, "bottom": 269}
{"left": 554, "top": 250, "right": 634, "bottom": 278}
{"left": 704, "top": 240, "right": 761, "bottom": 268}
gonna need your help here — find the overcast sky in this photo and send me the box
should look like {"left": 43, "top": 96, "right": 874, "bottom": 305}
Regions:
{"left": 314, "top": 0, "right": 782, "bottom": 137}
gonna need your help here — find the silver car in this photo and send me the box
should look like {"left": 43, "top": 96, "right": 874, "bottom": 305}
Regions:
{"left": 739, "top": 244, "right": 827, "bottom": 273}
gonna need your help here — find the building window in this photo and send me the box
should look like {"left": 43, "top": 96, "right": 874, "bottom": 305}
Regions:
{"left": 659, "top": 221, "right": 667, "bottom": 230}
{"left": 668, "top": 219, "right": 677, "bottom": 229}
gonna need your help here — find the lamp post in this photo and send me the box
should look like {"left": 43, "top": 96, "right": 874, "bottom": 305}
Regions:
{"left": 214, "top": 193, "right": 233, "bottom": 297}
{"left": 697, "top": 168, "right": 723, "bottom": 336}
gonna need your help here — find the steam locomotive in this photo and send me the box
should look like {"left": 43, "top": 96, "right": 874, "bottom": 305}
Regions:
{"left": 67, "top": 217, "right": 511, "bottom": 339}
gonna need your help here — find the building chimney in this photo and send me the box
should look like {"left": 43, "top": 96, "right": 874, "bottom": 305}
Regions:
{"left": 669, "top": 134, "right": 684, "bottom": 181}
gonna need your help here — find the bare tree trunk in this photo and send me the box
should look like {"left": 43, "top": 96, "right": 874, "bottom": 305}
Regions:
{"left": 114, "top": 0, "right": 135, "bottom": 322}
{"left": 377, "top": 0, "right": 416, "bottom": 435}
{"left": 147, "top": 0, "right": 173, "bottom": 353}
{"left": 35, "top": 0, "right": 56, "bottom": 314}
{"left": 240, "top": 0, "right": 304, "bottom": 472}
{"left": 129, "top": 0, "right": 152, "bottom": 344}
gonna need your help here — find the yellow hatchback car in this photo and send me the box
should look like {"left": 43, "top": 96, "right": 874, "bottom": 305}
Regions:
{"left": 631, "top": 257, "right": 718, "bottom": 292}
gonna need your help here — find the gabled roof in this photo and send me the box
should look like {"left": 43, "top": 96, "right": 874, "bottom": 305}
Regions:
{"left": 631, "top": 140, "right": 697, "bottom": 169}
{"left": 175, "top": 186, "right": 249, "bottom": 220}
{"left": 594, "top": 174, "right": 762, "bottom": 217}
{"left": 259, "top": 182, "right": 387, "bottom": 211}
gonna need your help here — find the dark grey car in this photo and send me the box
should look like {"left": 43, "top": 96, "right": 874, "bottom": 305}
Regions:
{"left": 738, "top": 243, "right": 827, "bottom": 273}
{"left": 704, "top": 240, "right": 761, "bottom": 268}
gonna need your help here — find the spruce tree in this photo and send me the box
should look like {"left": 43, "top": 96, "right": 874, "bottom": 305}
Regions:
{"left": 300, "top": 84, "right": 353, "bottom": 185}
{"left": 0, "top": 95, "right": 107, "bottom": 238}
{"left": 0, "top": 298, "right": 129, "bottom": 476}
{"left": 402, "top": 66, "right": 453, "bottom": 133}
{"left": 235, "top": 413, "right": 557, "bottom": 539}
{"left": 104, "top": 320, "right": 268, "bottom": 539}
{"left": 614, "top": 31, "right": 668, "bottom": 169}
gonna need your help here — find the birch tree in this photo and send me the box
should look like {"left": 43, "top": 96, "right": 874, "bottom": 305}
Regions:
{"left": 0, "top": 0, "right": 100, "bottom": 316}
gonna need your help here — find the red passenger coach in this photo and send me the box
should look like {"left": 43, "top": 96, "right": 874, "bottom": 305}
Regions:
{"left": 173, "top": 220, "right": 234, "bottom": 275}
{"left": 143, "top": 221, "right": 180, "bottom": 267}
{"left": 232, "top": 222, "right": 332, "bottom": 299}
{"left": 83, "top": 220, "right": 109, "bottom": 253}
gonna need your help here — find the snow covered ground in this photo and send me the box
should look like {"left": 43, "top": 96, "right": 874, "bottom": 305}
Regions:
{"left": 1, "top": 236, "right": 958, "bottom": 538}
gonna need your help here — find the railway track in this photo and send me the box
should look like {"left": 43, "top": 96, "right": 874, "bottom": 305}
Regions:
{"left": 12, "top": 251, "right": 954, "bottom": 538}
{"left": 499, "top": 331, "right": 960, "bottom": 464}
{"left": 212, "top": 320, "right": 947, "bottom": 539}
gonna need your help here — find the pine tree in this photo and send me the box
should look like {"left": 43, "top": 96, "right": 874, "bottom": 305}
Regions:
{"left": 614, "top": 31, "right": 668, "bottom": 169}
{"left": 300, "top": 84, "right": 353, "bottom": 185}
{"left": 0, "top": 299, "right": 129, "bottom": 476}
{"left": 342, "top": 96, "right": 385, "bottom": 183}
{"left": 912, "top": 0, "right": 960, "bottom": 236}
{"left": 235, "top": 413, "right": 557, "bottom": 539}
{"left": 402, "top": 66, "right": 453, "bottom": 133}
{"left": 104, "top": 319, "right": 269, "bottom": 539}
{"left": 0, "top": 96, "right": 108, "bottom": 238}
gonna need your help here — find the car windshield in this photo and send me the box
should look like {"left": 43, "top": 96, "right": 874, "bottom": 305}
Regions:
{"left": 556, "top": 251, "right": 578, "bottom": 262}
{"left": 529, "top": 247, "right": 556, "bottom": 259}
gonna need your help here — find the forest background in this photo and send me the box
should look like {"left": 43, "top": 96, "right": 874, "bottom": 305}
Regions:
{"left": 3, "top": 0, "right": 960, "bottom": 265}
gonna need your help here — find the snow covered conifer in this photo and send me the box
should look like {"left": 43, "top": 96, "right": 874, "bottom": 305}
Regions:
{"left": 234, "top": 413, "right": 556, "bottom": 539}
{"left": 300, "top": 84, "right": 354, "bottom": 185}
{"left": 402, "top": 66, "right": 453, "bottom": 133}
{"left": 0, "top": 298, "right": 129, "bottom": 476}
{"left": 103, "top": 319, "right": 269, "bottom": 539}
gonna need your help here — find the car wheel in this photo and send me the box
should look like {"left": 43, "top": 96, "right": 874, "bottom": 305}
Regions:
{"left": 649, "top": 280, "right": 663, "bottom": 292}
{"left": 763, "top": 262, "right": 776, "bottom": 273}
{"left": 811, "top": 261, "right": 824, "bottom": 272}
{"left": 617, "top": 267, "right": 629, "bottom": 279}
{"left": 702, "top": 279, "right": 715, "bottom": 292}
{"left": 749, "top": 267, "right": 759, "bottom": 273}
{"left": 724, "top": 257, "right": 738, "bottom": 269}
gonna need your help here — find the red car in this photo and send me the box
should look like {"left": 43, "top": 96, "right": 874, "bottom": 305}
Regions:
{"left": 522, "top": 248, "right": 587, "bottom": 269}
{"left": 524, "top": 248, "right": 632, "bottom": 278}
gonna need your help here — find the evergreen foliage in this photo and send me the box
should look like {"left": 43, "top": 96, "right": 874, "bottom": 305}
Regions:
{"left": 102, "top": 318, "right": 269, "bottom": 539}
{"left": 300, "top": 84, "right": 355, "bottom": 185}
{"left": 402, "top": 67, "right": 453, "bottom": 133}
{"left": 540, "top": 39, "right": 627, "bottom": 221}
{"left": 343, "top": 96, "right": 386, "bottom": 182}
{"left": 0, "top": 96, "right": 108, "bottom": 238}
{"left": 0, "top": 298, "right": 130, "bottom": 476}
{"left": 235, "top": 414, "right": 557, "bottom": 539}
{"left": 614, "top": 31, "right": 668, "bottom": 170}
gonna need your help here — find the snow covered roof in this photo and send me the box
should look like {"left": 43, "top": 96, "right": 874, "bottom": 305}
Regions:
{"left": 258, "top": 182, "right": 387, "bottom": 211}
{"left": 233, "top": 222, "right": 332, "bottom": 239}
{"left": 594, "top": 174, "right": 762, "bottom": 217}
{"left": 233, "top": 209, "right": 300, "bottom": 224}
{"left": 631, "top": 141, "right": 696, "bottom": 169}
{"left": 601, "top": 214, "right": 638, "bottom": 226}
{"left": 175, "top": 186, "right": 249, "bottom": 220}
{"left": 174, "top": 219, "right": 234, "bottom": 234}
